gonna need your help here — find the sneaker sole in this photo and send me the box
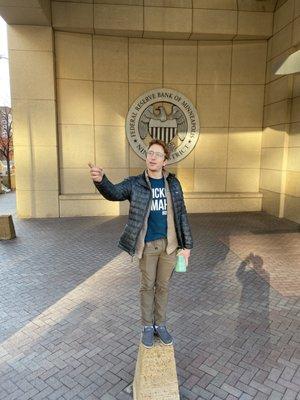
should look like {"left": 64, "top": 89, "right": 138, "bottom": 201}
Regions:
{"left": 157, "top": 337, "right": 173, "bottom": 346}
{"left": 141, "top": 342, "right": 154, "bottom": 348}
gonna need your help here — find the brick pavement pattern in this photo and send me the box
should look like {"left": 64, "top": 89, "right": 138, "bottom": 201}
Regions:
{"left": 218, "top": 232, "right": 300, "bottom": 297}
{"left": 0, "top": 197, "right": 299, "bottom": 400}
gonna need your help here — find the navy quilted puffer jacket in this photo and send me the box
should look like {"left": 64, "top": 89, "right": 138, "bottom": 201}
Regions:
{"left": 94, "top": 170, "right": 193, "bottom": 257}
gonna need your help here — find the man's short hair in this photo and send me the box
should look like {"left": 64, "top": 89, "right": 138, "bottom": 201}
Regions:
{"left": 148, "top": 139, "right": 170, "bottom": 160}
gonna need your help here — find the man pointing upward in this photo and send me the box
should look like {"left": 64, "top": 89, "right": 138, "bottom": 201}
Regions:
{"left": 89, "top": 139, "right": 193, "bottom": 348}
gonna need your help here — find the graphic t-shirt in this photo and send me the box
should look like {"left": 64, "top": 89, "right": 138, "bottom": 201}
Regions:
{"left": 144, "top": 176, "right": 167, "bottom": 243}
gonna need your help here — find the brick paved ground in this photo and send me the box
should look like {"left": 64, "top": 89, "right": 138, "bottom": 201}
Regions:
{"left": 0, "top": 194, "right": 299, "bottom": 400}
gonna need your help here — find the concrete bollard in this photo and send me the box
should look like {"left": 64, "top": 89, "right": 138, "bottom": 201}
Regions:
{"left": 0, "top": 215, "right": 16, "bottom": 240}
{"left": 133, "top": 338, "right": 180, "bottom": 399}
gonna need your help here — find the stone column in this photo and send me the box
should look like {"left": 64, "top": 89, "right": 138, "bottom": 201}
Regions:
{"left": 8, "top": 25, "right": 59, "bottom": 218}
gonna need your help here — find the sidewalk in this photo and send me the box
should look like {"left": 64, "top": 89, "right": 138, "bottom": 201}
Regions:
{"left": 0, "top": 202, "right": 299, "bottom": 400}
{"left": 0, "top": 191, "right": 16, "bottom": 216}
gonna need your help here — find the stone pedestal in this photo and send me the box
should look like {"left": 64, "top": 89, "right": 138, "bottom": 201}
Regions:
{"left": 0, "top": 215, "right": 16, "bottom": 240}
{"left": 133, "top": 338, "right": 180, "bottom": 400}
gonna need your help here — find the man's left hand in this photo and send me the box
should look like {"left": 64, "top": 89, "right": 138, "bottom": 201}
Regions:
{"left": 180, "top": 248, "right": 191, "bottom": 266}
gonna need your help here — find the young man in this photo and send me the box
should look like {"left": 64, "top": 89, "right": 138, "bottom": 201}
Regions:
{"left": 89, "top": 139, "right": 193, "bottom": 348}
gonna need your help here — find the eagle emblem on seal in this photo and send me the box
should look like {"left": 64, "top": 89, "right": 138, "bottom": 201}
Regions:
{"left": 138, "top": 104, "right": 187, "bottom": 144}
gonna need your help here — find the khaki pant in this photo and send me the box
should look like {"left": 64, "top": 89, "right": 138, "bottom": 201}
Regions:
{"left": 138, "top": 237, "right": 177, "bottom": 326}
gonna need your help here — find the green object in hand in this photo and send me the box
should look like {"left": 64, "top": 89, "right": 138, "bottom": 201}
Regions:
{"left": 175, "top": 254, "right": 186, "bottom": 273}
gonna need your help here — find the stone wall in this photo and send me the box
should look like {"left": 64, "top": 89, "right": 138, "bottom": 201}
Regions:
{"left": 262, "top": 0, "right": 300, "bottom": 223}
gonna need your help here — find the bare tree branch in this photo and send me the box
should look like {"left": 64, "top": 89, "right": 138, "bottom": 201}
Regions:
{"left": 0, "top": 107, "right": 14, "bottom": 189}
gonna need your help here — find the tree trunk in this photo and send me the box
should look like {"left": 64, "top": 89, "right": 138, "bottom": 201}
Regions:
{"left": 6, "top": 157, "right": 11, "bottom": 189}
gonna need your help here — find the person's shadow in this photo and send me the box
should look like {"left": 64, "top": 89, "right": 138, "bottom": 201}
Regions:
{"left": 235, "top": 252, "right": 271, "bottom": 351}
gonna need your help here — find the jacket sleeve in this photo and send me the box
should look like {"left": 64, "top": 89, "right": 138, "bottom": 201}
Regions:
{"left": 177, "top": 179, "right": 193, "bottom": 249}
{"left": 93, "top": 174, "right": 131, "bottom": 201}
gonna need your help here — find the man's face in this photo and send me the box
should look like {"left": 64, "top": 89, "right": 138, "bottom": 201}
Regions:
{"left": 146, "top": 144, "right": 167, "bottom": 172}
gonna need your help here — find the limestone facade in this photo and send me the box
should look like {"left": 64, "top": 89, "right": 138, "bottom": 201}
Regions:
{"left": 0, "top": 0, "right": 298, "bottom": 223}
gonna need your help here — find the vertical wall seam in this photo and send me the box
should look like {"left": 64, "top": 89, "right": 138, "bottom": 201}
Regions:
{"left": 279, "top": 0, "right": 296, "bottom": 216}
{"left": 162, "top": 39, "right": 164, "bottom": 87}
{"left": 194, "top": 38, "right": 198, "bottom": 192}
{"left": 91, "top": 32, "right": 96, "bottom": 195}
{"left": 225, "top": 41, "right": 233, "bottom": 193}
{"left": 50, "top": 0, "right": 61, "bottom": 216}
{"left": 127, "top": 36, "right": 130, "bottom": 175}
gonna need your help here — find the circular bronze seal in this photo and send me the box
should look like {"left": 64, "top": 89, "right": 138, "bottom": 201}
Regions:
{"left": 125, "top": 88, "right": 200, "bottom": 164}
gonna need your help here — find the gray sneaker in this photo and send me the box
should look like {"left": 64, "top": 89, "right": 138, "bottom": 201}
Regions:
{"left": 141, "top": 325, "right": 154, "bottom": 348}
{"left": 153, "top": 325, "right": 173, "bottom": 345}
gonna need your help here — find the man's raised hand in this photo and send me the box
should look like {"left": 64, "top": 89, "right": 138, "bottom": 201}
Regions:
{"left": 88, "top": 162, "right": 104, "bottom": 183}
